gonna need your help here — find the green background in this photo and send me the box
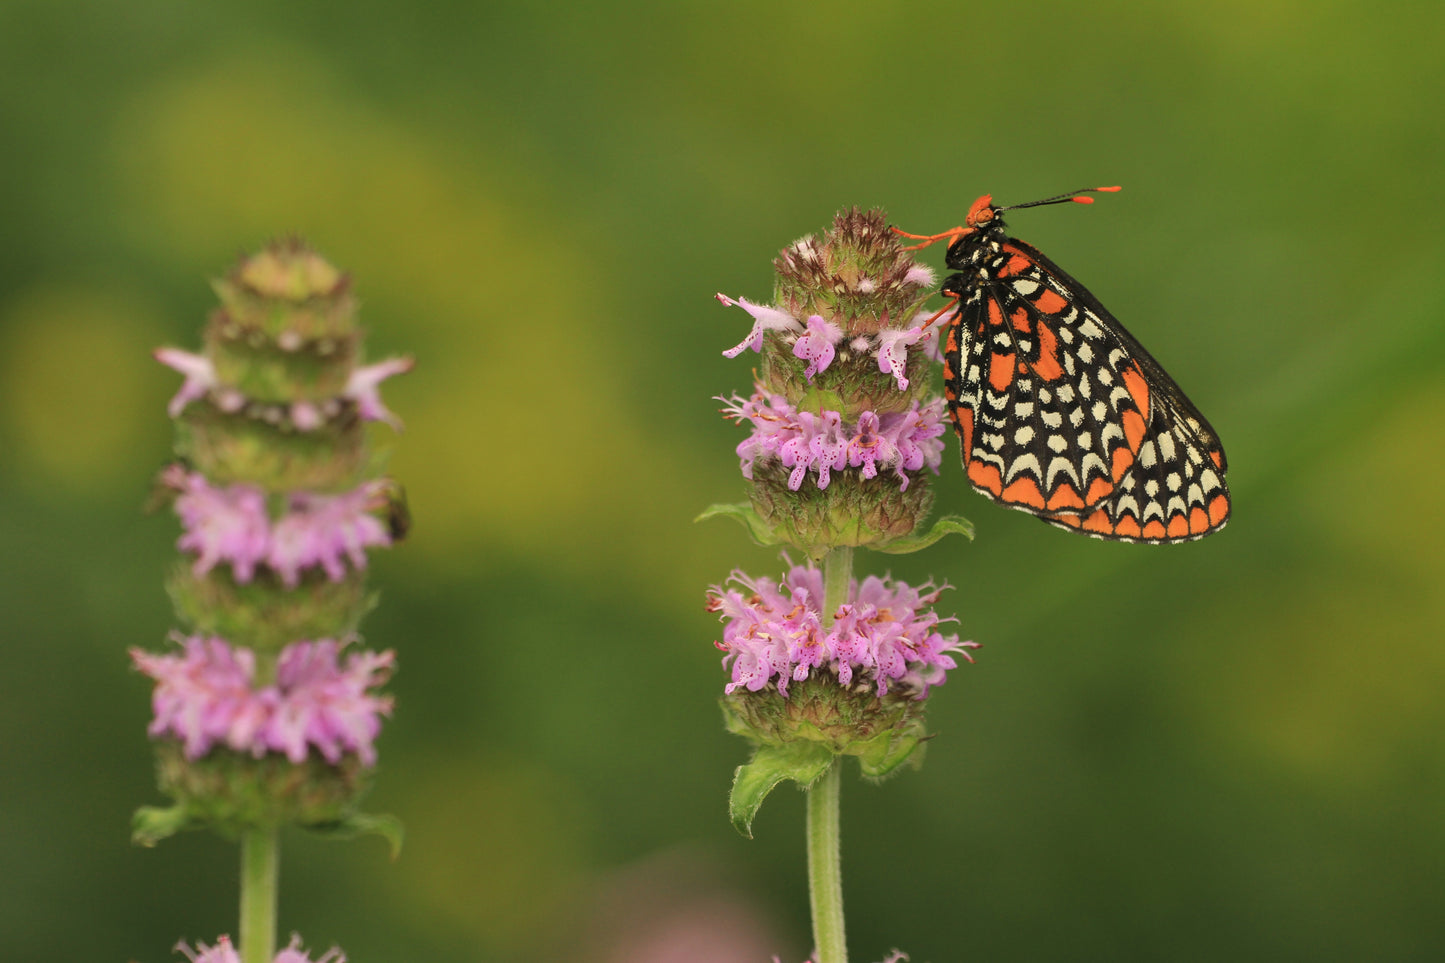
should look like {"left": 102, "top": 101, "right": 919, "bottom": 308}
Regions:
{"left": 2, "top": 1, "right": 1442, "bottom": 960}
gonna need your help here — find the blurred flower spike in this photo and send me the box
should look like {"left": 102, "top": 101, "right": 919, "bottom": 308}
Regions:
{"left": 133, "top": 636, "right": 393, "bottom": 765}
{"left": 134, "top": 240, "right": 407, "bottom": 854}
{"left": 175, "top": 934, "right": 345, "bottom": 963}
{"left": 162, "top": 466, "right": 401, "bottom": 587}
{"left": 156, "top": 349, "right": 412, "bottom": 431}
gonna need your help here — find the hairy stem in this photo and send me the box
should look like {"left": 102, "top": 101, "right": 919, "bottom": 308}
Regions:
{"left": 808, "top": 546, "right": 851, "bottom": 963}
{"left": 239, "top": 827, "right": 279, "bottom": 963}
{"left": 807, "top": 760, "right": 846, "bottom": 963}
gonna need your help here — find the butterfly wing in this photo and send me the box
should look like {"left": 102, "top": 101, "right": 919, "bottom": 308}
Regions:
{"left": 1048, "top": 389, "right": 1232, "bottom": 541}
{"left": 948, "top": 240, "right": 1150, "bottom": 513}
{"left": 946, "top": 236, "right": 1230, "bottom": 543}
{"left": 1015, "top": 240, "right": 1231, "bottom": 541}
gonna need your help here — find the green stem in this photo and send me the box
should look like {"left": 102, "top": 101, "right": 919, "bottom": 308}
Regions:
{"left": 809, "top": 546, "right": 851, "bottom": 963}
{"left": 807, "top": 759, "right": 847, "bottom": 963}
{"left": 239, "top": 827, "right": 279, "bottom": 963}
{"left": 822, "top": 546, "right": 853, "bottom": 623}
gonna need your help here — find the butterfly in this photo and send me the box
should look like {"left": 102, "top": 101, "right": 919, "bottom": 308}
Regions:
{"left": 894, "top": 187, "right": 1230, "bottom": 543}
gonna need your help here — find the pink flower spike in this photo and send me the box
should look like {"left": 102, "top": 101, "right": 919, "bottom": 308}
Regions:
{"left": 155, "top": 348, "right": 218, "bottom": 417}
{"left": 720, "top": 391, "right": 945, "bottom": 491}
{"left": 274, "top": 934, "right": 347, "bottom": 963}
{"left": 793, "top": 315, "right": 842, "bottom": 379}
{"left": 708, "top": 565, "right": 976, "bottom": 699}
{"left": 174, "top": 935, "right": 240, "bottom": 963}
{"left": 905, "top": 308, "right": 946, "bottom": 361}
{"left": 345, "top": 356, "right": 414, "bottom": 428}
{"left": 134, "top": 637, "right": 393, "bottom": 765}
{"left": 716, "top": 293, "right": 801, "bottom": 358}
{"left": 171, "top": 474, "right": 271, "bottom": 583}
{"left": 268, "top": 481, "right": 392, "bottom": 587}
{"left": 175, "top": 934, "right": 344, "bottom": 963}
{"left": 875, "top": 325, "right": 927, "bottom": 391}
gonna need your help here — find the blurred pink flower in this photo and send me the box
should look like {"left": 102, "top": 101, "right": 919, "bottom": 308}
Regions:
{"left": 134, "top": 637, "right": 393, "bottom": 765}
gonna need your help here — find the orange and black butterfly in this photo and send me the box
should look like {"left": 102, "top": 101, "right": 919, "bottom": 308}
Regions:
{"left": 895, "top": 188, "right": 1230, "bottom": 542}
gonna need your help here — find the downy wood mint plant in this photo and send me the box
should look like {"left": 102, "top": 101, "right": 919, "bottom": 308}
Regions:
{"left": 703, "top": 210, "right": 978, "bottom": 963}
{"left": 133, "top": 242, "right": 411, "bottom": 963}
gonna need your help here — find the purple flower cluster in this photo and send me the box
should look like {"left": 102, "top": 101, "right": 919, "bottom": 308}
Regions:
{"left": 133, "top": 636, "right": 394, "bottom": 765}
{"left": 165, "top": 466, "right": 392, "bottom": 586}
{"left": 720, "top": 392, "right": 946, "bottom": 491}
{"left": 715, "top": 294, "right": 941, "bottom": 391}
{"left": 707, "top": 565, "right": 976, "bottom": 698}
{"left": 155, "top": 348, "right": 413, "bottom": 429}
{"left": 175, "top": 935, "right": 344, "bottom": 963}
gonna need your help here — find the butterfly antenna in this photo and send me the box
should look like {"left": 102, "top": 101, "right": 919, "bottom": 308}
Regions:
{"left": 1002, "top": 185, "right": 1122, "bottom": 211}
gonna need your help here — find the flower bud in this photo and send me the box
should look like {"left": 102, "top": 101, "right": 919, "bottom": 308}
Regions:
{"left": 771, "top": 208, "right": 935, "bottom": 337}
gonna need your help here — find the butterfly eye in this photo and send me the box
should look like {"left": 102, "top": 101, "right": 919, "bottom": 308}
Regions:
{"left": 963, "top": 194, "right": 996, "bottom": 228}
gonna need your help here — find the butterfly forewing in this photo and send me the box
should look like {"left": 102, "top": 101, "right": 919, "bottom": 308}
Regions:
{"left": 945, "top": 240, "right": 1152, "bottom": 516}
{"left": 935, "top": 194, "right": 1231, "bottom": 543}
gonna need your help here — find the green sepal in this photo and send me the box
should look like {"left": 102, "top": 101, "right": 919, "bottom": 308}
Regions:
{"left": 167, "top": 561, "right": 376, "bottom": 655}
{"left": 208, "top": 327, "right": 359, "bottom": 404}
{"left": 853, "top": 714, "right": 927, "bottom": 779}
{"left": 305, "top": 811, "right": 405, "bottom": 860}
{"left": 872, "top": 514, "right": 975, "bottom": 555}
{"left": 139, "top": 742, "right": 376, "bottom": 842}
{"left": 131, "top": 803, "right": 200, "bottom": 847}
{"left": 209, "top": 240, "right": 358, "bottom": 343}
{"left": 729, "top": 741, "right": 835, "bottom": 838}
{"left": 695, "top": 502, "right": 783, "bottom": 546}
{"left": 758, "top": 333, "right": 934, "bottom": 417}
{"left": 175, "top": 401, "right": 367, "bottom": 493}
{"left": 722, "top": 675, "right": 933, "bottom": 786}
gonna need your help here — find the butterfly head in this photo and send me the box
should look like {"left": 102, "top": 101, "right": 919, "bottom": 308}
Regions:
{"left": 964, "top": 194, "right": 998, "bottom": 229}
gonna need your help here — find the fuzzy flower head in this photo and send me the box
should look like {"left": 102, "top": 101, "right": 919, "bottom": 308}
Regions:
{"left": 176, "top": 934, "right": 344, "bottom": 963}
{"left": 721, "top": 392, "right": 946, "bottom": 492}
{"left": 133, "top": 636, "right": 394, "bottom": 765}
{"left": 708, "top": 564, "right": 976, "bottom": 699}
{"left": 163, "top": 467, "right": 396, "bottom": 587}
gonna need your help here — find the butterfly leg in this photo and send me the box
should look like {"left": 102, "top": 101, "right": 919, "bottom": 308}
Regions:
{"left": 890, "top": 225, "right": 972, "bottom": 252}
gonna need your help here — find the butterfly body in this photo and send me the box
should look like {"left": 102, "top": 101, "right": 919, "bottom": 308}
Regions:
{"left": 917, "top": 190, "right": 1230, "bottom": 543}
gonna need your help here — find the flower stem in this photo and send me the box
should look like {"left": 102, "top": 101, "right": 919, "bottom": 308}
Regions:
{"left": 239, "top": 827, "right": 279, "bottom": 963}
{"left": 809, "top": 546, "right": 851, "bottom": 963}
{"left": 822, "top": 546, "right": 853, "bottom": 623}
{"left": 807, "top": 759, "right": 847, "bottom": 963}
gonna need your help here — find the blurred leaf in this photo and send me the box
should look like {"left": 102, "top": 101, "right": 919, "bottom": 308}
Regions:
{"left": 308, "top": 811, "right": 404, "bottom": 860}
